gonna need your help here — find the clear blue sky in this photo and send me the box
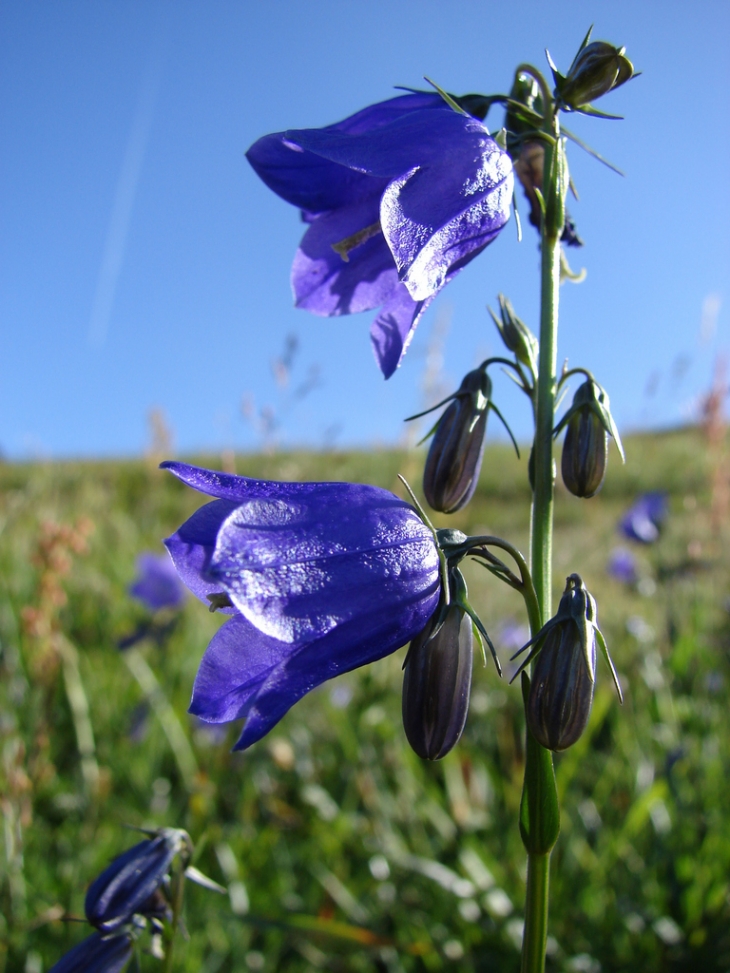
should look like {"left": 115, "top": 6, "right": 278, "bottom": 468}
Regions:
{"left": 2, "top": 0, "right": 728, "bottom": 459}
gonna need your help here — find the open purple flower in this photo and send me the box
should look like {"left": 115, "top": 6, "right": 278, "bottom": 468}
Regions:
{"left": 162, "top": 461, "right": 441, "bottom": 749}
{"left": 619, "top": 492, "right": 668, "bottom": 544}
{"left": 129, "top": 553, "right": 185, "bottom": 611}
{"left": 247, "top": 92, "right": 513, "bottom": 378}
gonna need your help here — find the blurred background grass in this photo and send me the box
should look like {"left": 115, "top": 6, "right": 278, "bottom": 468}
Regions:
{"left": 2, "top": 427, "right": 729, "bottom": 972}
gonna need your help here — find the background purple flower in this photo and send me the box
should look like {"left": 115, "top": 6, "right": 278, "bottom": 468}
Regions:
{"left": 162, "top": 461, "right": 441, "bottom": 748}
{"left": 247, "top": 93, "right": 513, "bottom": 379}
{"left": 619, "top": 492, "right": 668, "bottom": 544}
{"left": 129, "top": 553, "right": 186, "bottom": 611}
{"left": 607, "top": 547, "right": 638, "bottom": 585}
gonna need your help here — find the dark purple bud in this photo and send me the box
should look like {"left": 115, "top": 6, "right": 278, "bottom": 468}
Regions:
{"left": 527, "top": 616, "right": 595, "bottom": 751}
{"left": 48, "top": 932, "right": 133, "bottom": 973}
{"left": 561, "top": 406, "right": 608, "bottom": 498}
{"left": 423, "top": 369, "right": 490, "bottom": 514}
{"left": 558, "top": 41, "right": 636, "bottom": 110}
{"left": 557, "top": 379, "right": 623, "bottom": 498}
{"left": 402, "top": 605, "right": 473, "bottom": 760}
{"left": 85, "top": 829, "right": 190, "bottom": 933}
{"left": 524, "top": 575, "right": 600, "bottom": 751}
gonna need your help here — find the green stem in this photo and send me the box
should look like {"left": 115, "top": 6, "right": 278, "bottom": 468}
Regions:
{"left": 519, "top": 64, "right": 564, "bottom": 973}
{"left": 521, "top": 854, "right": 550, "bottom": 973}
{"left": 162, "top": 862, "right": 187, "bottom": 973}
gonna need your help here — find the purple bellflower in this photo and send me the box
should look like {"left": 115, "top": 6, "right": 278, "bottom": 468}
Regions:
{"left": 619, "top": 492, "right": 668, "bottom": 544}
{"left": 247, "top": 93, "right": 513, "bottom": 379}
{"left": 162, "top": 461, "right": 441, "bottom": 749}
{"left": 129, "top": 552, "right": 186, "bottom": 611}
{"left": 607, "top": 547, "right": 638, "bottom": 585}
{"left": 48, "top": 931, "right": 134, "bottom": 973}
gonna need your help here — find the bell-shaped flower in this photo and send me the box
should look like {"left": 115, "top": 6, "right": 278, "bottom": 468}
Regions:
{"left": 619, "top": 492, "right": 668, "bottom": 544}
{"left": 247, "top": 93, "right": 513, "bottom": 378}
{"left": 607, "top": 547, "right": 638, "bottom": 585}
{"left": 162, "top": 462, "right": 441, "bottom": 749}
{"left": 85, "top": 829, "right": 191, "bottom": 933}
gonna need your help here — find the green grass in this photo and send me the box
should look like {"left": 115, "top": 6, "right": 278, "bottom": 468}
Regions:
{"left": 2, "top": 428, "right": 729, "bottom": 972}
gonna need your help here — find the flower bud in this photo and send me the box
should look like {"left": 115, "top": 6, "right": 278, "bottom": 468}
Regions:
{"left": 402, "top": 605, "right": 473, "bottom": 760}
{"left": 556, "top": 379, "right": 623, "bottom": 498}
{"left": 423, "top": 369, "right": 490, "bottom": 514}
{"left": 526, "top": 574, "right": 597, "bottom": 751}
{"left": 490, "top": 295, "right": 539, "bottom": 379}
{"left": 561, "top": 404, "right": 607, "bottom": 498}
{"left": 85, "top": 829, "right": 191, "bottom": 932}
{"left": 558, "top": 41, "right": 635, "bottom": 110}
{"left": 527, "top": 611, "right": 595, "bottom": 752}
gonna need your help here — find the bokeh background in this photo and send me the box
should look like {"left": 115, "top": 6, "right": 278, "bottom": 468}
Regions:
{"left": 2, "top": 0, "right": 728, "bottom": 458}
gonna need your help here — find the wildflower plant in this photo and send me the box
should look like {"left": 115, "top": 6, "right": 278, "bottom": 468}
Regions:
{"left": 154, "top": 24, "right": 636, "bottom": 973}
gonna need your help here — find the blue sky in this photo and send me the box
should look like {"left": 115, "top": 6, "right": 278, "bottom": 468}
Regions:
{"left": 1, "top": 1, "right": 728, "bottom": 459}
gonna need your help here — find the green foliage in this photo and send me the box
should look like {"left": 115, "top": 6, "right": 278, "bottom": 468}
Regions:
{"left": 1, "top": 429, "right": 729, "bottom": 972}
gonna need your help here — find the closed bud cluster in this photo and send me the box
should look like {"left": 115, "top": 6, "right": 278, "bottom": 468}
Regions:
{"left": 556, "top": 379, "right": 624, "bottom": 498}
{"left": 422, "top": 368, "right": 491, "bottom": 514}
{"left": 402, "top": 603, "right": 473, "bottom": 760}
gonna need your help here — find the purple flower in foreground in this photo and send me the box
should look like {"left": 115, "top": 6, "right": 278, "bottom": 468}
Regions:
{"left": 619, "top": 492, "right": 668, "bottom": 544}
{"left": 247, "top": 93, "right": 513, "bottom": 379}
{"left": 162, "top": 461, "right": 441, "bottom": 749}
{"left": 49, "top": 932, "right": 133, "bottom": 973}
{"left": 129, "top": 553, "right": 185, "bottom": 611}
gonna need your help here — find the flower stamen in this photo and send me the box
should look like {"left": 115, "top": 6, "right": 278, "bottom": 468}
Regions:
{"left": 331, "top": 220, "right": 383, "bottom": 262}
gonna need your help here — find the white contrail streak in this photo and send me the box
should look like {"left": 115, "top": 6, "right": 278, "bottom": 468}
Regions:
{"left": 88, "top": 56, "right": 162, "bottom": 347}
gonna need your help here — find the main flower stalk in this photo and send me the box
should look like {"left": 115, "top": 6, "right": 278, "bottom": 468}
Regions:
{"left": 519, "top": 64, "right": 563, "bottom": 973}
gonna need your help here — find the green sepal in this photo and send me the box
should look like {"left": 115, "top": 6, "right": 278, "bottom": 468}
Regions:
{"left": 553, "top": 377, "right": 625, "bottom": 462}
{"left": 570, "top": 104, "right": 624, "bottom": 121}
{"left": 452, "top": 567, "right": 501, "bottom": 674}
{"left": 488, "top": 294, "right": 539, "bottom": 382}
{"left": 423, "top": 76, "right": 468, "bottom": 116}
{"left": 519, "top": 672, "right": 560, "bottom": 855}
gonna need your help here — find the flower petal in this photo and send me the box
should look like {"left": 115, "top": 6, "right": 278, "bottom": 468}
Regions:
{"left": 245, "top": 94, "right": 444, "bottom": 215}
{"left": 286, "top": 107, "right": 478, "bottom": 180}
{"left": 164, "top": 498, "right": 240, "bottom": 608}
{"left": 369, "top": 283, "right": 431, "bottom": 379}
{"left": 380, "top": 126, "right": 513, "bottom": 301}
{"left": 190, "top": 593, "right": 439, "bottom": 750}
{"left": 189, "top": 614, "right": 292, "bottom": 723}
{"left": 209, "top": 491, "right": 439, "bottom": 643}
{"left": 292, "top": 196, "right": 398, "bottom": 316}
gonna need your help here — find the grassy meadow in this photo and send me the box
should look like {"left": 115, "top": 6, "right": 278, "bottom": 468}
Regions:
{"left": 1, "top": 427, "right": 729, "bottom": 972}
